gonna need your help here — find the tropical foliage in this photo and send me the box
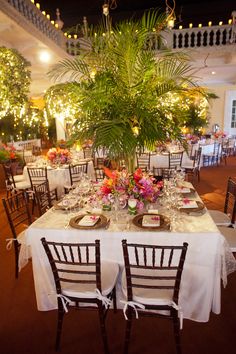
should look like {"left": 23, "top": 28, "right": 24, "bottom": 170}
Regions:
{"left": 49, "top": 10, "right": 208, "bottom": 169}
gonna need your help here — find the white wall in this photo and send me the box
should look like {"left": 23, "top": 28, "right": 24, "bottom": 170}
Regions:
{"left": 206, "top": 84, "right": 236, "bottom": 133}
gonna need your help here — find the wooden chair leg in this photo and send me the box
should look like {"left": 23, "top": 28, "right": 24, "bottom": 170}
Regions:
{"left": 173, "top": 314, "right": 182, "bottom": 354}
{"left": 55, "top": 307, "right": 65, "bottom": 351}
{"left": 123, "top": 309, "right": 132, "bottom": 354}
{"left": 98, "top": 305, "right": 109, "bottom": 354}
{"left": 112, "top": 288, "right": 117, "bottom": 313}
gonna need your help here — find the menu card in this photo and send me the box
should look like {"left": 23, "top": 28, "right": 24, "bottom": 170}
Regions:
{"left": 142, "top": 214, "right": 160, "bottom": 227}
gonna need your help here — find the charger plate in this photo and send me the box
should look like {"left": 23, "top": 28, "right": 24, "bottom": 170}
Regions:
{"left": 132, "top": 213, "right": 170, "bottom": 231}
{"left": 69, "top": 214, "right": 108, "bottom": 229}
{"left": 179, "top": 201, "right": 205, "bottom": 213}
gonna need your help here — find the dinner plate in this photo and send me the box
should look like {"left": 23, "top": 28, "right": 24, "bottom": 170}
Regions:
{"left": 69, "top": 214, "right": 108, "bottom": 229}
{"left": 179, "top": 200, "right": 205, "bottom": 213}
{"left": 176, "top": 187, "right": 195, "bottom": 194}
{"left": 132, "top": 213, "right": 170, "bottom": 231}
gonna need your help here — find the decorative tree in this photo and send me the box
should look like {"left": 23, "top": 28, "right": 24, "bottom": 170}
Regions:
{"left": 44, "top": 83, "right": 82, "bottom": 140}
{"left": 0, "top": 47, "right": 31, "bottom": 141}
{"left": 49, "top": 10, "right": 208, "bottom": 171}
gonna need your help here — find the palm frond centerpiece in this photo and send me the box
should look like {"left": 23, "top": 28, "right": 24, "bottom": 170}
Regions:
{"left": 49, "top": 9, "right": 203, "bottom": 171}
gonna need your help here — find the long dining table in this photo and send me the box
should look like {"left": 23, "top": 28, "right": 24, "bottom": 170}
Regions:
{"left": 19, "top": 183, "right": 236, "bottom": 323}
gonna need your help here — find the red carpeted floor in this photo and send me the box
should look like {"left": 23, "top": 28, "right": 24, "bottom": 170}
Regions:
{"left": 0, "top": 157, "right": 236, "bottom": 354}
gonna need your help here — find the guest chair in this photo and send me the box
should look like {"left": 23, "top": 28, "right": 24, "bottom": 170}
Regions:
{"left": 41, "top": 238, "right": 119, "bottom": 353}
{"left": 3, "top": 163, "right": 31, "bottom": 196}
{"left": 2, "top": 192, "right": 32, "bottom": 278}
{"left": 168, "top": 151, "right": 183, "bottom": 170}
{"left": 152, "top": 167, "right": 176, "bottom": 181}
{"left": 68, "top": 162, "right": 88, "bottom": 187}
{"left": 96, "top": 157, "right": 105, "bottom": 168}
{"left": 209, "top": 177, "right": 236, "bottom": 226}
{"left": 181, "top": 147, "right": 202, "bottom": 182}
{"left": 34, "top": 181, "right": 52, "bottom": 216}
{"left": 202, "top": 142, "right": 221, "bottom": 167}
{"left": 83, "top": 147, "right": 93, "bottom": 159}
{"left": 95, "top": 167, "right": 105, "bottom": 182}
{"left": 136, "top": 153, "right": 150, "bottom": 171}
{"left": 27, "top": 167, "right": 57, "bottom": 197}
{"left": 23, "top": 154, "right": 36, "bottom": 165}
{"left": 121, "top": 239, "right": 188, "bottom": 354}
{"left": 27, "top": 167, "right": 57, "bottom": 212}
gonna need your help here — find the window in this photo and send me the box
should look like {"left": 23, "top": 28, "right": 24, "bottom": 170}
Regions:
{"left": 231, "top": 100, "right": 236, "bottom": 128}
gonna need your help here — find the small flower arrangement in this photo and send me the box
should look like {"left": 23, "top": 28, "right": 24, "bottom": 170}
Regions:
{"left": 214, "top": 131, "right": 227, "bottom": 139}
{"left": 96, "top": 167, "right": 163, "bottom": 210}
{"left": 0, "top": 143, "right": 16, "bottom": 162}
{"left": 47, "top": 147, "right": 72, "bottom": 165}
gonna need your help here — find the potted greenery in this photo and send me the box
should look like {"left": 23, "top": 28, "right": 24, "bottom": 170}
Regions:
{"left": 49, "top": 10, "right": 208, "bottom": 171}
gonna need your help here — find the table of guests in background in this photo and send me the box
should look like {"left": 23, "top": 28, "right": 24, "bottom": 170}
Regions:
{"left": 23, "top": 156, "right": 95, "bottom": 197}
{"left": 19, "top": 181, "right": 236, "bottom": 322}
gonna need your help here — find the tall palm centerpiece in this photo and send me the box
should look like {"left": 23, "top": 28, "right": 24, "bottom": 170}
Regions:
{"left": 49, "top": 10, "right": 203, "bottom": 171}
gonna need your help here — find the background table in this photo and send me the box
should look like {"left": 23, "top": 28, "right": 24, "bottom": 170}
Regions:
{"left": 23, "top": 160, "right": 95, "bottom": 197}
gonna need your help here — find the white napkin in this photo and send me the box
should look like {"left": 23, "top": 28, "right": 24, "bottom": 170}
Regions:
{"left": 78, "top": 215, "right": 99, "bottom": 226}
{"left": 180, "top": 200, "right": 198, "bottom": 209}
{"left": 142, "top": 214, "right": 160, "bottom": 227}
{"left": 176, "top": 187, "right": 191, "bottom": 193}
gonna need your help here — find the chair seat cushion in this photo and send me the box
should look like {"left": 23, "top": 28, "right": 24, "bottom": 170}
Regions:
{"left": 209, "top": 210, "right": 231, "bottom": 226}
{"left": 218, "top": 226, "right": 236, "bottom": 252}
{"left": 13, "top": 174, "right": 25, "bottom": 182}
{"left": 121, "top": 268, "right": 174, "bottom": 306}
{"left": 15, "top": 180, "right": 31, "bottom": 190}
{"left": 62, "top": 260, "right": 119, "bottom": 298}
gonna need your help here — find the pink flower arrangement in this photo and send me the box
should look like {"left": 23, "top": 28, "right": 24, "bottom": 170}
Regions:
{"left": 0, "top": 143, "right": 16, "bottom": 162}
{"left": 96, "top": 167, "right": 163, "bottom": 209}
{"left": 47, "top": 147, "right": 72, "bottom": 164}
{"left": 214, "top": 131, "right": 227, "bottom": 139}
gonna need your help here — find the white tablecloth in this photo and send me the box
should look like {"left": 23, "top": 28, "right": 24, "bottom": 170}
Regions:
{"left": 20, "top": 188, "right": 236, "bottom": 322}
{"left": 23, "top": 161, "right": 95, "bottom": 197}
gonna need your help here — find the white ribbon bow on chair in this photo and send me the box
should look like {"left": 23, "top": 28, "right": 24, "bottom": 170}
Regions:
{"left": 121, "top": 300, "right": 145, "bottom": 320}
{"left": 57, "top": 294, "right": 73, "bottom": 313}
{"left": 6, "top": 238, "right": 17, "bottom": 250}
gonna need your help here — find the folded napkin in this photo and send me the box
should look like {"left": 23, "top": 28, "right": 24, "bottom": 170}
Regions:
{"left": 180, "top": 199, "right": 198, "bottom": 209}
{"left": 57, "top": 198, "right": 78, "bottom": 208}
{"left": 78, "top": 215, "right": 99, "bottom": 226}
{"left": 176, "top": 187, "right": 191, "bottom": 194}
{"left": 142, "top": 214, "right": 160, "bottom": 227}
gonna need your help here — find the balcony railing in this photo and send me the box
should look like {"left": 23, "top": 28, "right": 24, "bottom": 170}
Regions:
{"left": 172, "top": 24, "right": 234, "bottom": 49}
{"left": 2, "top": 0, "right": 65, "bottom": 48}
{"left": 66, "top": 23, "right": 235, "bottom": 55}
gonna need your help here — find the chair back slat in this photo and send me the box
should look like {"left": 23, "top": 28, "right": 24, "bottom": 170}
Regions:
{"left": 34, "top": 181, "right": 52, "bottom": 215}
{"left": 168, "top": 151, "right": 183, "bottom": 169}
{"left": 136, "top": 153, "right": 150, "bottom": 171}
{"left": 122, "top": 240, "right": 188, "bottom": 303}
{"left": 41, "top": 239, "right": 101, "bottom": 294}
{"left": 27, "top": 167, "right": 47, "bottom": 187}
{"left": 69, "top": 163, "right": 88, "bottom": 186}
{"left": 2, "top": 192, "right": 32, "bottom": 278}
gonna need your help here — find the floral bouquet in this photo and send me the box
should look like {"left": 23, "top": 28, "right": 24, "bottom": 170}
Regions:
{"left": 96, "top": 167, "right": 163, "bottom": 211}
{"left": 0, "top": 143, "right": 16, "bottom": 162}
{"left": 47, "top": 147, "right": 72, "bottom": 165}
{"left": 214, "top": 131, "right": 227, "bottom": 139}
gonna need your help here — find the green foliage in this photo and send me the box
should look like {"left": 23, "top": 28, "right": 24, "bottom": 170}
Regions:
{"left": 49, "top": 10, "right": 206, "bottom": 165}
{"left": 0, "top": 47, "right": 31, "bottom": 118}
